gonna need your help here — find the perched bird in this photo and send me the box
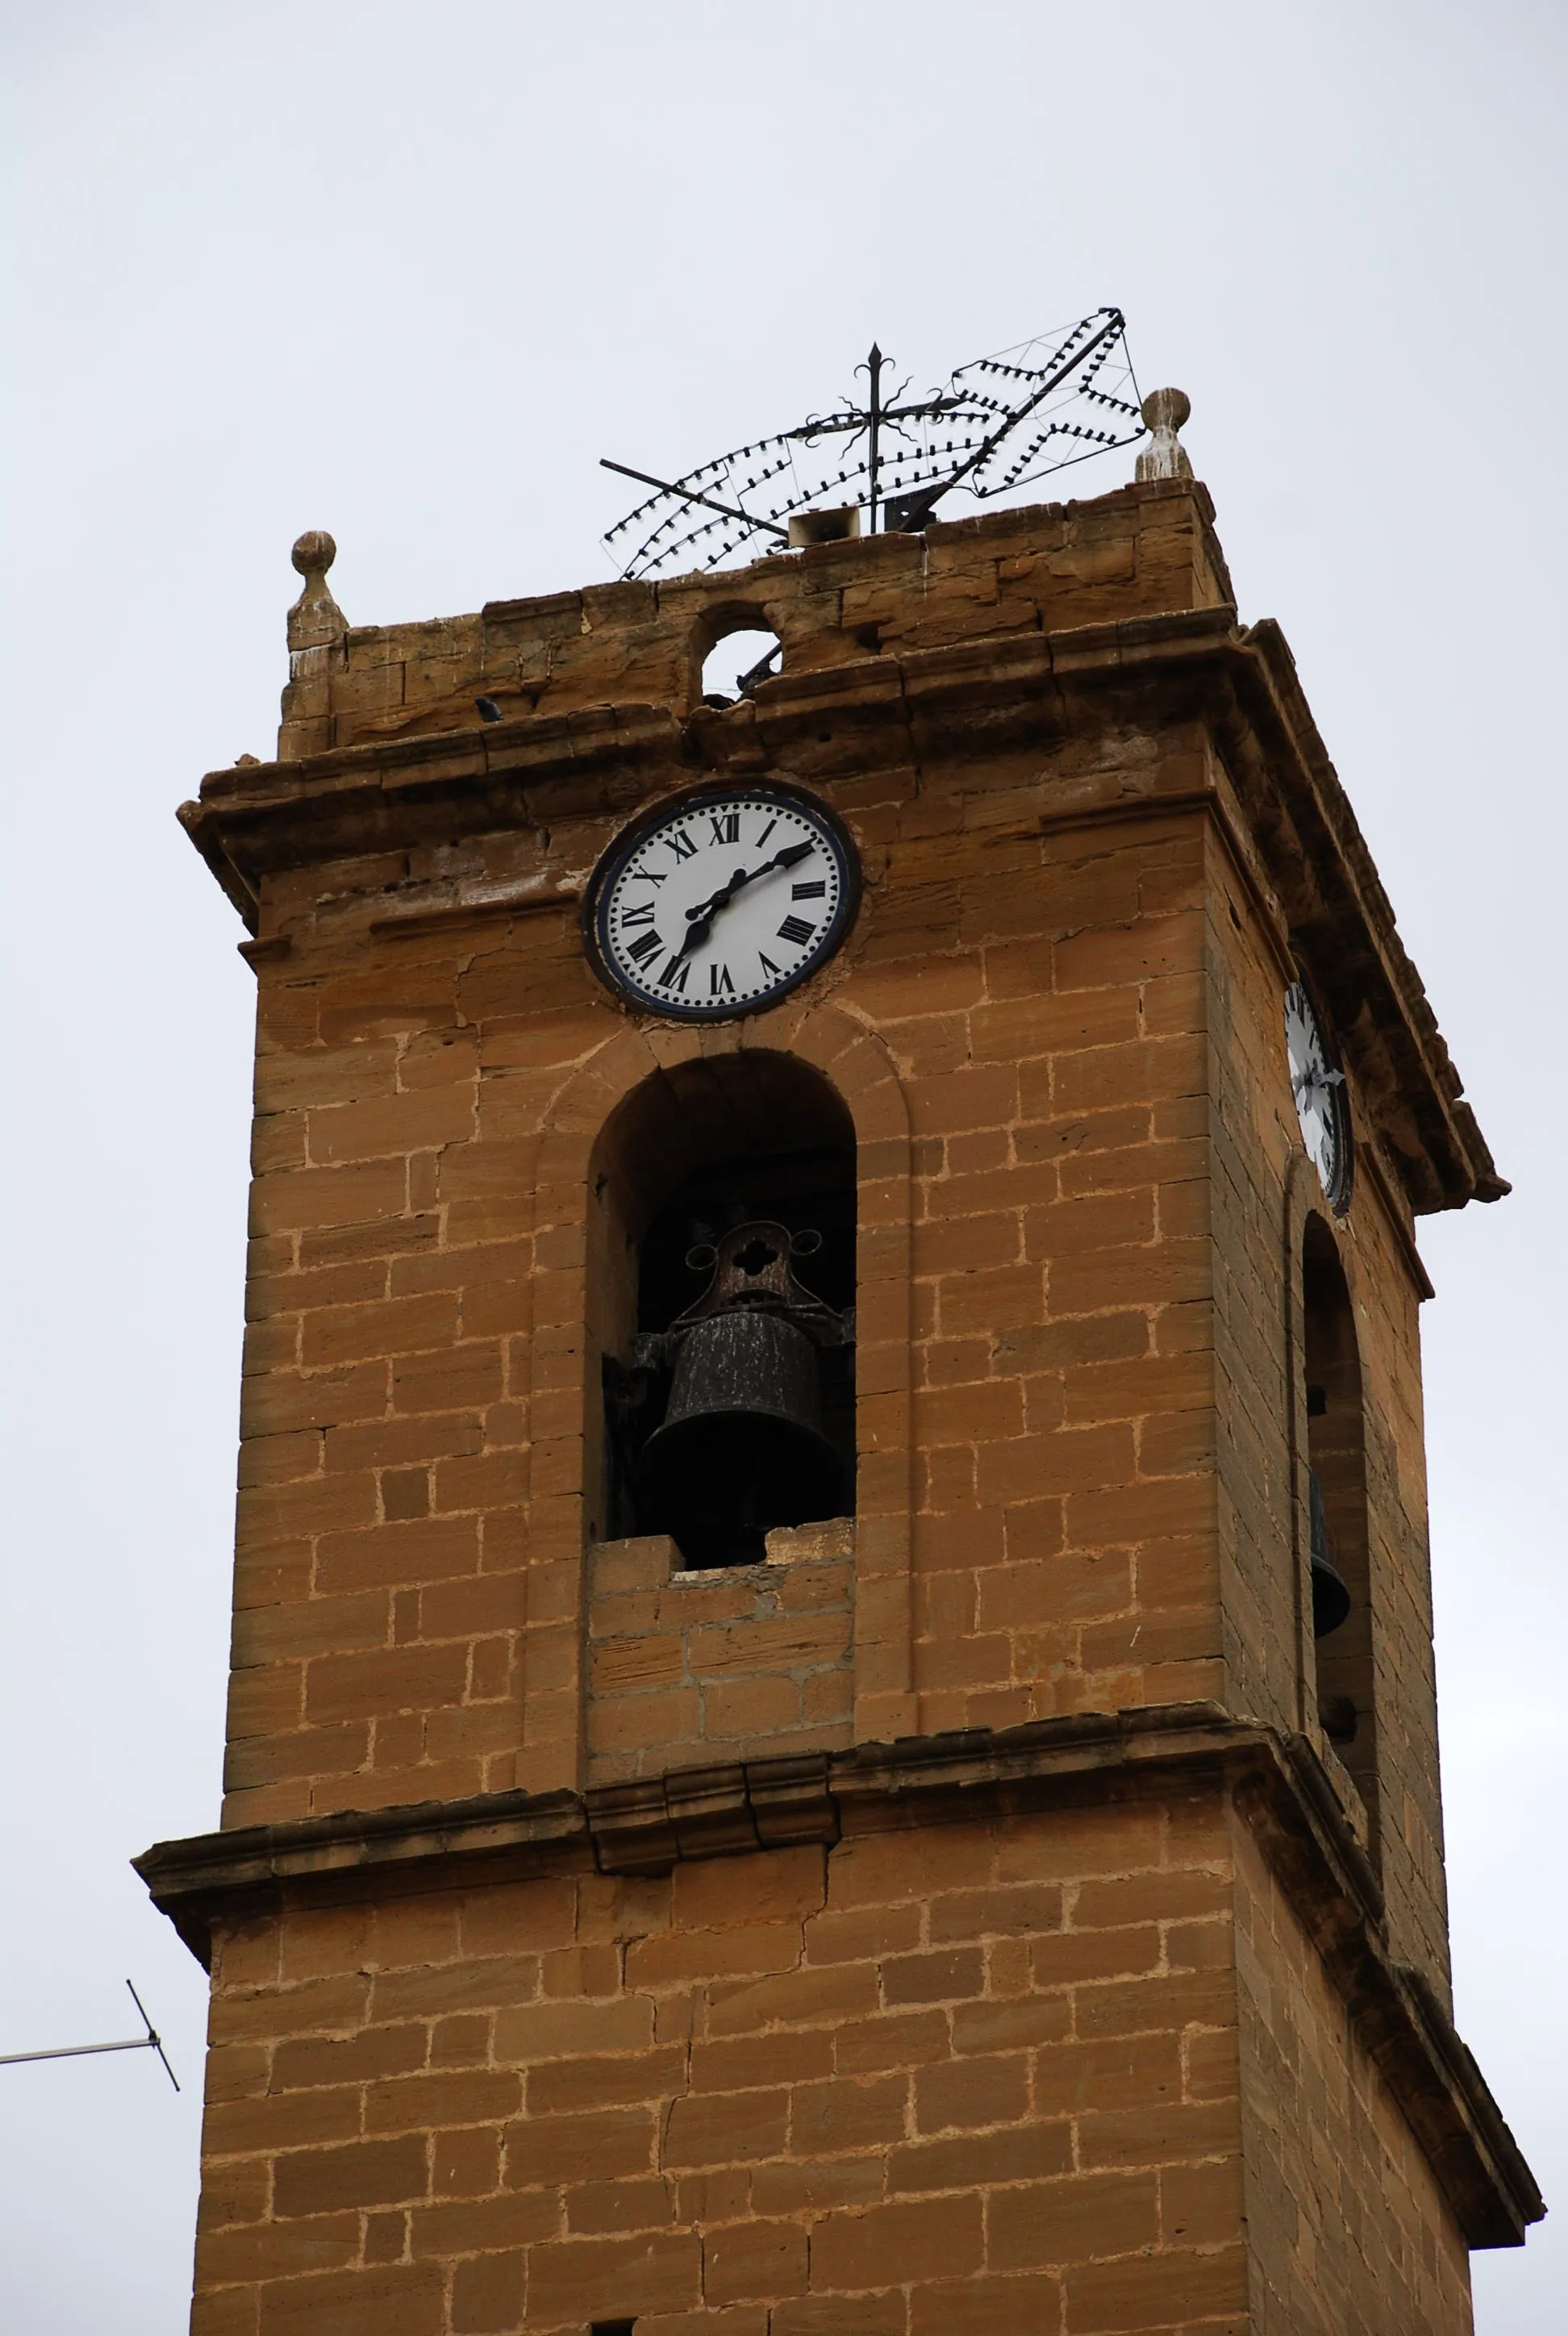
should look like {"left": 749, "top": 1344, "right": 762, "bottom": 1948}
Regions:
{"left": 475, "top": 696, "right": 503, "bottom": 724}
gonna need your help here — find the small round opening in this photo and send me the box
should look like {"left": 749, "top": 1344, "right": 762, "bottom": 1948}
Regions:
{"left": 700, "top": 628, "right": 781, "bottom": 705}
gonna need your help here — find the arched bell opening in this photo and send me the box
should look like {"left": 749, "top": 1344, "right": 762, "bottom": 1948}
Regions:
{"left": 1303, "top": 1214, "right": 1379, "bottom": 1850}
{"left": 590, "top": 1052, "right": 856, "bottom": 1570}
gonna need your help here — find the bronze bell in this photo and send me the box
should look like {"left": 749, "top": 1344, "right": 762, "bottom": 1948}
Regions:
{"left": 637, "top": 1220, "right": 853, "bottom": 1568}
{"left": 1307, "top": 1465, "right": 1351, "bottom": 1638}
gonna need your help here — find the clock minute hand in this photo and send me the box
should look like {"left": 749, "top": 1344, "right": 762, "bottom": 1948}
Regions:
{"left": 1293, "top": 1067, "right": 1345, "bottom": 1103}
{"left": 744, "top": 838, "right": 815, "bottom": 891}
{"left": 680, "top": 840, "right": 815, "bottom": 953}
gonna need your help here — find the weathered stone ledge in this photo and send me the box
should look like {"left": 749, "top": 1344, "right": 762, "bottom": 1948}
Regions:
{"left": 176, "top": 603, "right": 1499, "bottom": 1212}
{"left": 134, "top": 1700, "right": 1542, "bottom": 2249}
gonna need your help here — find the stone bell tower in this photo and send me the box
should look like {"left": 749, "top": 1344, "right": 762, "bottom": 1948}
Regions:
{"left": 140, "top": 408, "right": 1541, "bottom": 2336}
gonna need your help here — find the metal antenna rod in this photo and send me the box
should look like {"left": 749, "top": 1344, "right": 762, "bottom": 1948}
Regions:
{"left": 0, "top": 1979, "right": 180, "bottom": 2092}
{"left": 866, "top": 344, "right": 885, "bottom": 535}
{"left": 599, "top": 460, "right": 790, "bottom": 544}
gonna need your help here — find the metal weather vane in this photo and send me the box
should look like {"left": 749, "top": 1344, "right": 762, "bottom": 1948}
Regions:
{"left": 602, "top": 307, "right": 1144, "bottom": 582}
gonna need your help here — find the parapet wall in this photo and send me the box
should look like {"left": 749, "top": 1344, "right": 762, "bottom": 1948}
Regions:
{"left": 279, "top": 483, "right": 1237, "bottom": 760}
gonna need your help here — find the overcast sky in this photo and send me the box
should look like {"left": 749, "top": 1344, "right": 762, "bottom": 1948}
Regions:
{"left": 2, "top": 4, "right": 1563, "bottom": 2329}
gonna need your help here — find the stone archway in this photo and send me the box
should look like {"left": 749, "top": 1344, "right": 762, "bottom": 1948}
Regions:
{"left": 513, "top": 1005, "right": 914, "bottom": 1794}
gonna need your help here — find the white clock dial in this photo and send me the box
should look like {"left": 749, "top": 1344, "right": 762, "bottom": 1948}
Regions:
{"left": 1285, "top": 978, "right": 1352, "bottom": 1212}
{"left": 585, "top": 786, "right": 859, "bottom": 1020}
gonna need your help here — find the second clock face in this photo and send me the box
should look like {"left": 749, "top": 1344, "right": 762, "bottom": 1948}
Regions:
{"left": 1285, "top": 977, "right": 1353, "bottom": 1213}
{"left": 585, "top": 786, "right": 859, "bottom": 1020}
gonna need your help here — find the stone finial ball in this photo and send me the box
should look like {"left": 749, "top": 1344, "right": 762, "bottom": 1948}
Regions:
{"left": 291, "top": 529, "right": 337, "bottom": 578}
{"left": 1141, "top": 388, "right": 1191, "bottom": 433}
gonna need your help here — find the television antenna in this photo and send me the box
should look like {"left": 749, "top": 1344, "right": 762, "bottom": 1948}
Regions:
{"left": 602, "top": 307, "right": 1144, "bottom": 582}
{"left": 0, "top": 1979, "right": 180, "bottom": 2092}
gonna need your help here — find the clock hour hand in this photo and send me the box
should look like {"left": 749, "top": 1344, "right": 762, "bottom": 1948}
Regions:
{"left": 680, "top": 866, "right": 748, "bottom": 950}
{"left": 1293, "top": 1067, "right": 1345, "bottom": 1104}
{"left": 680, "top": 840, "right": 815, "bottom": 953}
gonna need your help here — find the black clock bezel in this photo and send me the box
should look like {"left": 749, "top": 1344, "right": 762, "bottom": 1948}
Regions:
{"left": 582, "top": 781, "right": 862, "bottom": 1024}
{"left": 1285, "top": 966, "right": 1354, "bottom": 1217}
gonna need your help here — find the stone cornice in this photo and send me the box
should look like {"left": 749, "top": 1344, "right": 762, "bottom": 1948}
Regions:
{"left": 1210, "top": 620, "right": 1506, "bottom": 1212}
{"left": 135, "top": 1702, "right": 1541, "bottom": 2248}
{"left": 177, "top": 603, "right": 1497, "bottom": 1214}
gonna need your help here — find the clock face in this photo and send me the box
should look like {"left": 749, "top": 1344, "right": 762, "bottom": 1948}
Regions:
{"left": 584, "top": 785, "right": 859, "bottom": 1020}
{"left": 1285, "top": 978, "right": 1353, "bottom": 1213}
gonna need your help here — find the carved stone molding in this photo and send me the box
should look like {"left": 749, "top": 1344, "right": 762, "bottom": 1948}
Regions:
{"left": 135, "top": 1700, "right": 1542, "bottom": 2248}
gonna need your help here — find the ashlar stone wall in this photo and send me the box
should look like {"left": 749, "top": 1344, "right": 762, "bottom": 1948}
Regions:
{"left": 155, "top": 474, "right": 1536, "bottom": 2336}
{"left": 195, "top": 1794, "right": 1250, "bottom": 2336}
